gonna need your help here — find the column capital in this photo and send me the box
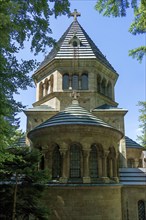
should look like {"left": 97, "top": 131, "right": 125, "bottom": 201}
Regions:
{"left": 59, "top": 148, "right": 68, "bottom": 156}
{"left": 103, "top": 150, "right": 109, "bottom": 158}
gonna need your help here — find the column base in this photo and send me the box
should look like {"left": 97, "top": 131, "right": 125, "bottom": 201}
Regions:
{"left": 100, "top": 177, "right": 110, "bottom": 183}
{"left": 59, "top": 177, "right": 68, "bottom": 183}
{"left": 83, "top": 177, "right": 91, "bottom": 183}
{"left": 112, "top": 177, "right": 119, "bottom": 183}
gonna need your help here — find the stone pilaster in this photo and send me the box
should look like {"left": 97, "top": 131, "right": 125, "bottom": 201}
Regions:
{"left": 97, "top": 156, "right": 102, "bottom": 177}
{"left": 59, "top": 145, "right": 68, "bottom": 183}
{"left": 101, "top": 150, "right": 110, "bottom": 183}
{"left": 83, "top": 149, "right": 91, "bottom": 183}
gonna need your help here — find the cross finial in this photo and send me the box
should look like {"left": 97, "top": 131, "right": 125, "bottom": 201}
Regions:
{"left": 70, "top": 9, "right": 81, "bottom": 21}
{"left": 71, "top": 91, "right": 80, "bottom": 104}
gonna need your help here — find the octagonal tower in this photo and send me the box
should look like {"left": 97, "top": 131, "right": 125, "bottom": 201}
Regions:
{"left": 25, "top": 10, "right": 129, "bottom": 220}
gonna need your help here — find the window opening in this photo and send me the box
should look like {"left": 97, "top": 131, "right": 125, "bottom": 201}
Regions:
{"left": 72, "top": 74, "right": 79, "bottom": 90}
{"left": 52, "top": 146, "right": 61, "bottom": 179}
{"left": 63, "top": 74, "right": 69, "bottom": 90}
{"left": 73, "top": 41, "right": 78, "bottom": 47}
{"left": 89, "top": 145, "right": 98, "bottom": 178}
{"left": 70, "top": 145, "right": 81, "bottom": 178}
{"left": 138, "top": 200, "right": 145, "bottom": 220}
{"left": 81, "top": 73, "right": 88, "bottom": 90}
{"left": 127, "top": 158, "right": 135, "bottom": 168}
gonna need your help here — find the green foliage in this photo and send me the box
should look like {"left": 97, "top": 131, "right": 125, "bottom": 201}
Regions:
{"left": 137, "top": 101, "right": 146, "bottom": 148}
{"left": 0, "top": 0, "right": 70, "bottom": 152}
{"left": 95, "top": 0, "right": 146, "bottom": 62}
{"left": 0, "top": 146, "right": 50, "bottom": 219}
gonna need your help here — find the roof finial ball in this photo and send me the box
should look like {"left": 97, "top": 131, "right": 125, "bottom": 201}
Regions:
{"left": 70, "top": 9, "right": 81, "bottom": 21}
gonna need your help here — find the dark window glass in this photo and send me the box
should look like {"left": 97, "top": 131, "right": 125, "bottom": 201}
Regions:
{"left": 89, "top": 146, "right": 98, "bottom": 178}
{"left": 127, "top": 159, "right": 134, "bottom": 168}
{"left": 107, "top": 82, "right": 112, "bottom": 98}
{"left": 73, "top": 41, "right": 78, "bottom": 47}
{"left": 63, "top": 74, "right": 69, "bottom": 90}
{"left": 72, "top": 74, "right": 79, "bottom": 90}
{"left": 52, "top": 146, "right": 61, "bottom": 179}
{"left": 81, "top": 74, "right": 88, "bottom": 90}
{"left": 138, "top": 200, "right": 145, "bottom": 220}
{"left": 40, "top": 156, "right": 45, "bottom": 170}
{"left": 70, "top": 145, "right": 81, "bottom": 178}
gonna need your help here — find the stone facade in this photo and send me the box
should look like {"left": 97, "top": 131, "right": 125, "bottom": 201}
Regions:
{"left": 25, "top": 13, "right": 146, "bottom": 220}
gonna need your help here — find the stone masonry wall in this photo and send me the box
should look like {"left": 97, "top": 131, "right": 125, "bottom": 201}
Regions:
{"left": 44, "top": 185, "right": 122, "bottom": 220}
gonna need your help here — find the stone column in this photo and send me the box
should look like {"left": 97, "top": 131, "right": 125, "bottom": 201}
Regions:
{"left": 69, "top": 75, "right": 72, "bottom": 89}
{"left": 97, "top": 156, "right": 102, "bottom": 177}
{"left": 44, "top": 150, "right": 49, "bottom": 169}
{"left": 59, "top": 147, "right": 68, "bottom": 183}
{"left": 101, "top": 150, "right": 110, "bottom": 183}
{"left": 43, "top": 83, "right": 46, "bottom": 96}
{"left": 105, "top": 82, "right": 108, "bottom": 96}
{"left": 79, "top": 75, "right": 81, "bottom": 89}
{"left": 134, "top": 158, "right": 139, "bottom": 168}
{"left": 109, "top": 158, "right": 113, "bottom": 178}
{"left": 83, "top": 149, "right": 91, "bottom": 183}
{"left": 46, "top": 151, "right": 52, "bottom": 174}
{"left": 112, "top": 157, "right": 119, "bottom": 183}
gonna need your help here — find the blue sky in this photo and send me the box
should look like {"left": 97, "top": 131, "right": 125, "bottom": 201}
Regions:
{"left": 16, "top": 1, "right": 145, "bottom": 142}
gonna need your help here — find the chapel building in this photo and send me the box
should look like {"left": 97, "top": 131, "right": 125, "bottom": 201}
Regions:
{"left": 25, "top": 10, "right": 146, "bottom": 220}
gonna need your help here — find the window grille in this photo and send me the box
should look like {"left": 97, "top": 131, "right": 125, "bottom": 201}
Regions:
{"left": 89, "top": 146, "right": 98, "bottom": 178}
{"left": 70, "top": 145, "right": 81, "bottom": 178}
{"left": 63, "top": 74, "right": 69, "bottom": 90}
{"left": 52, "top": 146, "right": 61, "bottom": 179}
{"left": 81, "top": 74, "right": 88, "bottom": 90}
{"left": 138, "top": 200, "right": 146, "bottom": 220}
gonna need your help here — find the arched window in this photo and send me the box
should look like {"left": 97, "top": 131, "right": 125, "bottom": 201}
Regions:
{"left": 97, "top": 75, "right": 101, "bottom": 93}
{"left": 44, "top": 78, "right": 49, "bottom": 95}
{"left": 63, "top": 74, "right": 69, "bottom": 90}
{"left": 89, "top": 145, "right": 98, "bottom": 178}
{"left": 73, "top": 41, "right": 78, "bottom": 47}
{"left": 127, "top": 158, "right": 135, "bottom": 168}
{"left": 81, "top": 73, "right": 88, "bottom": 90}
{"left": 72, "top": 74, "right": 79, "bottom": 90}
{"left": 107, "top": 81, "right": 112, "bottom": 98}
{"left": 70, "top": 144, "right": 81, "bottom": 178}
{"left": 138, "top": 200, "right": 145, "bottom": 220}
{"left": 52, "top": 145, "right": 61, "bottom": 179}
{"left": 101, "top": 78, "right": 106, "bottom": 95}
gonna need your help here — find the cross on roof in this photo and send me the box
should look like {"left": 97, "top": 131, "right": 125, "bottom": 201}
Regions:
{"left": 70, "top": 9, "right": 81, "bottom": 21}
{"left": 71, "top": 91, "right": 80, "bottom": 101}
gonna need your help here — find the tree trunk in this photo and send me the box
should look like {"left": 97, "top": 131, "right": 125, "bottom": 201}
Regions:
{"left": 12, "top": 173, "right": 18, "bottom": 220}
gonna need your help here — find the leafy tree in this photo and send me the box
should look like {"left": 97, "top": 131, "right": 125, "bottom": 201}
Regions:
{"left": 0, "top": 146, "right": 50, "bottom": 220}
{"left": 137, "top": 101, "right": 146, "bottom": 148}
{"left": 95, "top": 0, "right": 146, "bottom": 61}
{"left": 0, "top": 0, "right": 70, "bottom": 157}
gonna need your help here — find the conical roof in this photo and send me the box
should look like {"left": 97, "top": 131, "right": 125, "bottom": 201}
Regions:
{"left": 29, "top": 102, "right": 115, "bottom": 134}
{"left": 37, "top": 20, "right": 117, "bottom": 73}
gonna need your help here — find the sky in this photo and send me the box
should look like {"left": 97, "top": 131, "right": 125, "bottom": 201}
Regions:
{"left": 16, "top": 0, "right": 145, "bottom": 142}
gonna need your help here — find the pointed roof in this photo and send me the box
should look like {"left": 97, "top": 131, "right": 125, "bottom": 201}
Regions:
{"left": 28, "top": 102, "right": 119, "bottom": 135}
{"left": 37, "top": 20, "right": 117, "bottom": 73}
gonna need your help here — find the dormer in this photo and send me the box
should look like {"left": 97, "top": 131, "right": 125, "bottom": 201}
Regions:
{"left": 69, "top": 34, "right": 82, "bottom": 47}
